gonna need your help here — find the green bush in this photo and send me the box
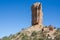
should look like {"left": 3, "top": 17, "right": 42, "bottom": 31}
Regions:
{"left": 31, "top": 31, "right": 37, "bottom": 36}
{"left": 21, "top": 34, "right": 28, "bottom": 40}
{"left": 1, "top": 36, "right": 11, "bottom": 40}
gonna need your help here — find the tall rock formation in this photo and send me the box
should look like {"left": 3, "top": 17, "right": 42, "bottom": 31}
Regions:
{"left": 31, "top": 2, "right": 43, "bottom": 26}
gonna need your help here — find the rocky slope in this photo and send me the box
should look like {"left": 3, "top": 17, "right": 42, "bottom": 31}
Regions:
{"left": 1, "top": 25, "right": 60, "bottom": 40}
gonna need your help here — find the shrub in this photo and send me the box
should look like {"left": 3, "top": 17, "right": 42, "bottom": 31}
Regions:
{"left": 31, "top": 31, "right": 37, "bottom": 36}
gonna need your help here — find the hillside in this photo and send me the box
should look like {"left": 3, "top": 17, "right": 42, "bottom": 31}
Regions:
{"left": 0, "top": 25, "right": 60, "bottom": 40}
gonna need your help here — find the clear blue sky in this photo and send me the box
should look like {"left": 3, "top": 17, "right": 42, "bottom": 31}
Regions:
{"left": 0, "top": 0, "right": 60, "bottom": 38}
